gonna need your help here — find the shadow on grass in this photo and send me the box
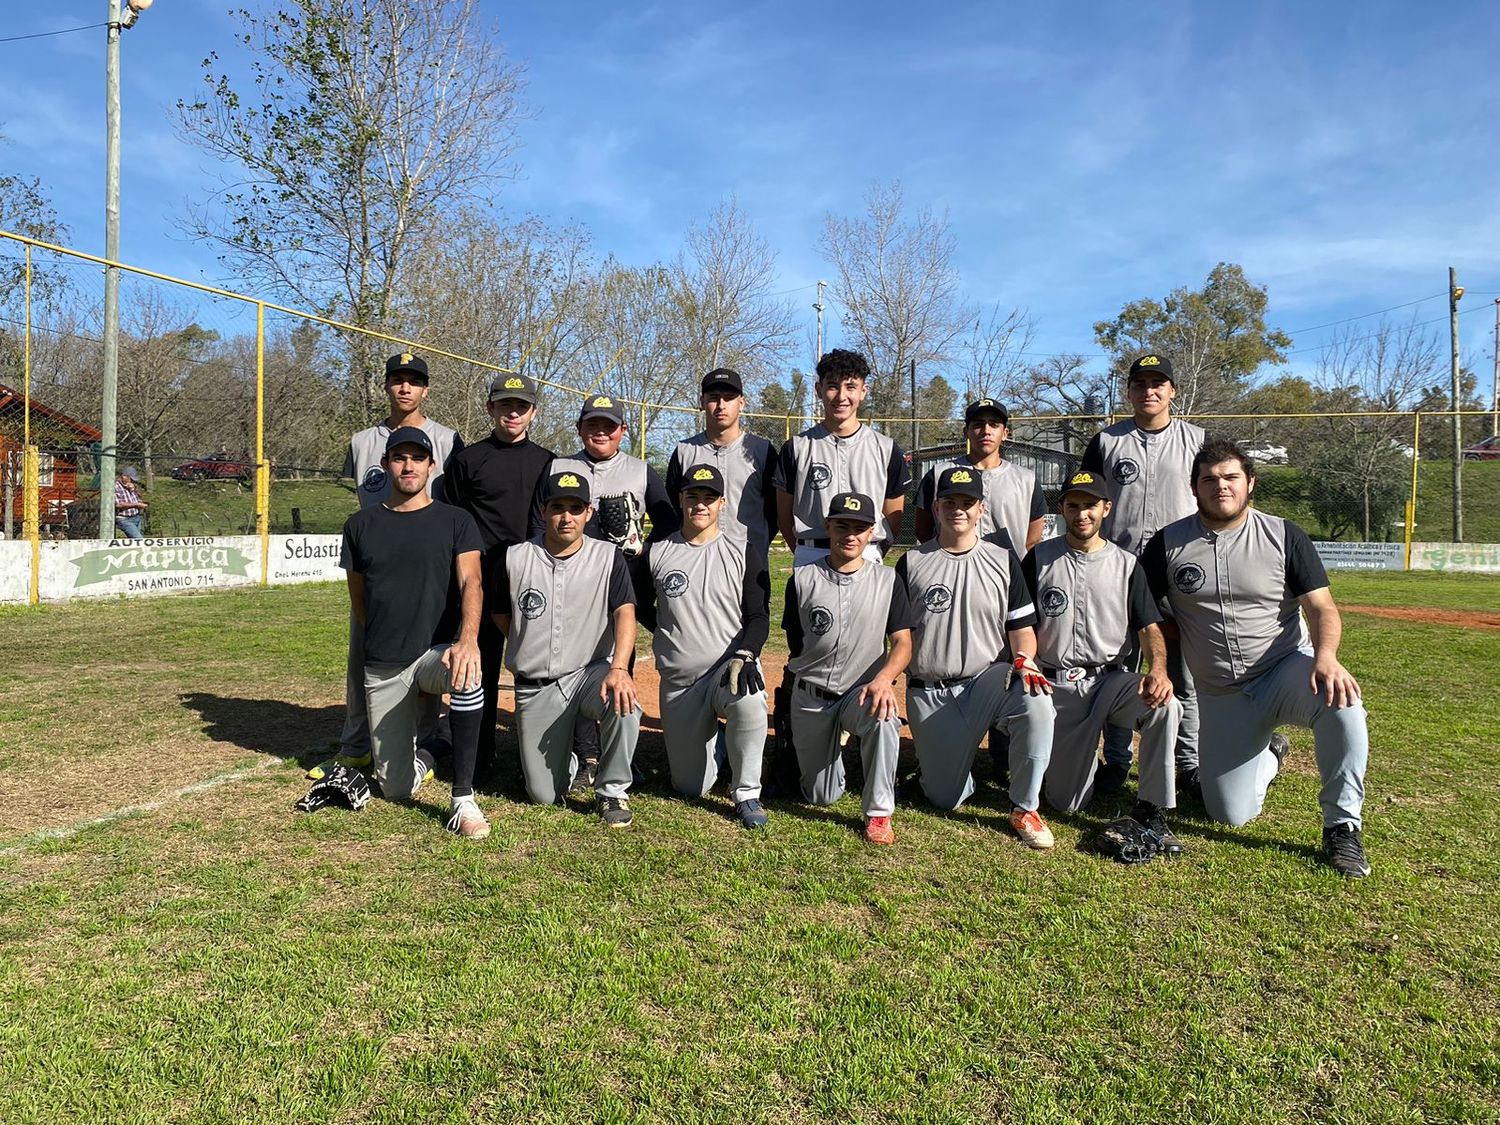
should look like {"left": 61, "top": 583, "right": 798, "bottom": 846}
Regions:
{"left": 180, "top": 693, "right": 343, "bottom": 765}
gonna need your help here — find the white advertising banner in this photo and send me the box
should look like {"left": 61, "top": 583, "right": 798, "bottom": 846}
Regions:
{"left": 0, "top": 540, "right": 32, "bottom": 604}
{"left": 36, "top": 536, "right": 263, "bottom": 601}
{"left": 267, "top": 534, "right": 345, "bottom": 584}
{"left": 1409, "top": 542, "right": 1500, "bottom": 574}
{"left": 1313, "top": 542, "right": 1405, "bottom": 571}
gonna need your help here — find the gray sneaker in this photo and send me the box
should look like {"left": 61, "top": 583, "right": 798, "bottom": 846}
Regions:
{"left": 598, "top": 795, "right": 633, "bottom": 829}
{"left": 735, "top": 799, "right": 769, "bottom": 829}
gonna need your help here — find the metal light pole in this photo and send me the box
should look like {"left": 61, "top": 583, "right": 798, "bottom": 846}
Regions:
{"left": 1449, "top": 268, "right": 1463, "bottom": 542}
{"left": 813, "top": 280, "right": 826, "bottom": 360}
{"left": 1492, "top": 298, "right": 1499, "bottom": 438}
{"left": 99, "top": 0, "right": 151, "bottom": 539}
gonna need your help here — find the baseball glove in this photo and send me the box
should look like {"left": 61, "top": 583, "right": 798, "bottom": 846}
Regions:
{"left": 295, "top": 764, "right": 372, "bottom": 813}
{"left": 597, "top": 491, "right": 645, "bottom": 556}
{"left": 1094, "top": 816, "right": 1157, "bottom": 864}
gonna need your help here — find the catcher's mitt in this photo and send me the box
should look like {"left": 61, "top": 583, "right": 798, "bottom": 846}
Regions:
{"left": 1094, "top": 816, "right": 1157, "bottom": 865}
{"left": 597, "top": 491, "right": 645, "bottom": 556}
{"left": 295, "top": 764, "right": 372, "bottom": 813}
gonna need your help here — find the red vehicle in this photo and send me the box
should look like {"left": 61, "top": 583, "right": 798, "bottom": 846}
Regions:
{"left": 171, "top": 452, "right": 253, "bottom": 482}
{"left": 1461, "top": 435, "right": 1500, "bottom": 461}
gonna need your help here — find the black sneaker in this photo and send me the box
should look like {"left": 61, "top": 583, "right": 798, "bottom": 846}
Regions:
{"left": 571, "top": 757, "right": 599, "bottom": 797}
{"left": 1131, "top": 800, "right": 1185, "bottom": 858}
{"left": 1322, "top": 823, "right": 1371, "bottom": 878}
{"left": 1176, "top": 764, "right": 1201, "bottom": 797}
{"left": 1269, "top": 732, "right": 1291, "bottom": 774}
{"left": 735, "top": 799, "right": 769, "bottom": 829}
{"left": 1094, "top": 761, "right": 1130, "bottom": 799}
{"left": 599, "top": 795, "right": 633, "bottom": 829}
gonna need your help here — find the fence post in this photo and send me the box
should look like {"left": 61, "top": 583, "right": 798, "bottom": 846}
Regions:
{"left": 24, "top": 445, "right": 40, "bottom": 605}
{"left": 1405, "top": 411, "right": 1422, "bottom": 570}
{"left": 255, "top": 302, "right": 270, "bottom": 586}
{"left": 638, "top": 402, "right": 648, "bottom": 461}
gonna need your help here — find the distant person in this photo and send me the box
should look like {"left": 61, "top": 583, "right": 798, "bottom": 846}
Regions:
{"left": 914, "top": 398, "right": 1045, "bottom": 554}
{"left": 114, "top": 466, "right": 147, "bottom": 540}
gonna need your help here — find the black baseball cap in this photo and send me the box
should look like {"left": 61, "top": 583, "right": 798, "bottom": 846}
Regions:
{"left": 1127, "top": 354, "right": 1175, "bottom": 384}
{"left": 680, "top": 464, "right": 726, "bottom": 496}
{"left": 488, "top": 372, "right": 539, "bottom": 405}
{"left": 1060, "top": 469, "right": 1111, "bottom": 502}
{"left": 701, "top": 367, "right": 743, "bottom": 395}
{"left": 385, "top": 352, "right": 430, "bottom": 383}
{"left": 964, "top": 398, "right": 1010, "bottom": 425}
{"left": 543, "top": 470, "right": 591, "bottom": 505}
{"left": 935, "top": 465, "right": 985, "bottom": 499}
{"left": 578, "top": 393, "right": 626, "bottom": 426}
{"left": 385, "top": 425, "right": 434, "bottom": 456}
{"left": 824, "top": 491, "right": 877, "bottom": 526}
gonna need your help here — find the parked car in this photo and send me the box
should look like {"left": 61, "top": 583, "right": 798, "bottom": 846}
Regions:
{"left": 171, "top": 452, "right": 253, "bottom": 482}
{"left": 1461, "top": 435, "right": 1500, "bottom": 461}
{"left": 1243, "top": 442, "right": 1289, "bottom": 465}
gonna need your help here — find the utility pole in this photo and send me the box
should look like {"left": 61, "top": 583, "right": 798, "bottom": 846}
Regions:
{"left": 1492, "top": 298, "right": 1499, "bottom": 437}
{"left": 909, "top": 358, "right": 918, "bottom": 455}
{"left": 1449, "top": 268, "right": 1463, "bottom": 542}
{"left": 813, "top": 280, "right": 826, "bottom": 360}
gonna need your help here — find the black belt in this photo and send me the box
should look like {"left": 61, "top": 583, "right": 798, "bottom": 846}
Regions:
{"left": 514, "top": 673, "right": 559, "bottom": 688}
{"left": 795, "top": 680, "right": 844, "bottom": 702}
{"left": 1041, "top": 663, "right": 1122, "bottom": 683}
{"left": 908, "top": 676, "right": 964, "bottom": 691}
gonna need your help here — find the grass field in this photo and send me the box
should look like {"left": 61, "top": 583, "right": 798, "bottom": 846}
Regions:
{"left": 1, "top": 572, "right": 1497, "bottom": 1123}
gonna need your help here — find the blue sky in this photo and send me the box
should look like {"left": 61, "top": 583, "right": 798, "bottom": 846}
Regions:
{"left": 4, "top": 0, "right": 1499, "bottom": 382}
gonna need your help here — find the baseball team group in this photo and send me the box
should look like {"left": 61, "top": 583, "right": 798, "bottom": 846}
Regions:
{"left": 315, "top": 346, "right": 1373, "bottom": 879}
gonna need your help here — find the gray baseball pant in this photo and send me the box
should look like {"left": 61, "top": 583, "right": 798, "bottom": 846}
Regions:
{"left": 362, "top": 647, "right": 459, "bottom": 799}
{"left": 1103, "top": 636, "right": 1199, "bottom": 771}
{"left": 661, "top": 672, "right": 767, "bottom": 802}
{"left": 790, "top": 682, "right": 900, "bottom": 818}
{"left": 1197, "top": 651, "right": 1367, "bottom": 829}
{"left": 1043, "top": 669, "right": 1180, "bottom": 813}
{"left": 907, "top": 663, "right": 1055, "bottom": 812}
{"left": 344, "top": 609, "right": 442, "bottom": 757}
{"left": 515, "top": 659, "right": 639, "bottom": 805}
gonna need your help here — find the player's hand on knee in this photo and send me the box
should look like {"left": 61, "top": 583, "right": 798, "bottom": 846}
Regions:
{"left": 1013, "top": 655, "right": 1052, "bottom": 695}
{"left": 1139, "top": 668, "right": 1174, "bottom": 708}
{"left": 1311, "top": 655, "right": 1361, "bottom": 709}
{"left": 603, "top": 666, "right": 638, "bottom": 715}
{"left": 442, "top": 639, "right": 482, "bottom": 693}
{"left": 721, "top": 650, "right": 764, "bottom": 698}
{"left": 858, "top": 678, "right": 900, "bottom": 722}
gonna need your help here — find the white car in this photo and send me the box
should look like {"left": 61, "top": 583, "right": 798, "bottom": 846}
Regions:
{"left": 1243, "top": 442, "right": 1289, "bottom": 465}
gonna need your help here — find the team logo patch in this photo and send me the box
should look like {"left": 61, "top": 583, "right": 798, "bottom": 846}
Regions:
{"left": 950, "top": 469, "right": 974, "bottom": 484}
{"left": 503, "top": 376, "right": 524, "bottom": 389}
{"left": 1041, "top": 586, "right": 1069, "bottom": 617}
{"left": 400, "top": 353, "right": 414, "bottom": 365}
{"left": 922, "top": 584, "right": 954, "bottom": 614}
{"left": 1069, "top": 471, "right": 1096, "bottom": 485}
{"left": 841, "top": 495, "right": 862, "bottom": 511}
{"left": 1172, "top": 563, "right": 1206, "bottom": 594}
{"left": 809, "top": 606, "right": 834, "bottom": 636}
{"left": 691, "top": 467, "right": 714, "bottom": 482}
{"left": 1113, "top": 459, "right": 1140, "bottom": 485}
{"left": 558, "top": 473, "right": 581, "bottom": 488}
{"left": 591, "top": 395, "right": 613, "bottom": 408}
{"left": 661, "top": 570, "right": 690, "bottom": 598}
{"left": 360, "top": 467, "right": 387, "bottom": 493}
{"left": 808, "top": 463, "right": 832, "bottom": 490}
{"left": 518, "top": 588, "right": 547, "bottom": 619}
{"left": 1138, "top": 354, "right": 1161, "bottom": 367}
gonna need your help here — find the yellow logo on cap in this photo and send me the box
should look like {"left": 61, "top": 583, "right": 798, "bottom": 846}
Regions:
{"left": 401, "top": 353, "right": 414, "bottom": 365}
{"left": 592, "top": 396, "right": 613, "bottom": 408}
{"left": 558, "top": 473, "right": 581, "bottom": 488}
{"left": 504, "top": 377, "right": 524, "bottom": 389}
{"left": 692, "top": 467, "right": 714, "bottom": 482}
{"left": 978, "top": 399, "right": 995, "bottom": 407}
{"left": 1071, "top": 471, "right": 1095, "bottom": 485}
{"left": 1138, "top": 355, "right": 1160, "bottom": 366}
{"left": 950, "top": 469, "right": 974, "bottom": 484}
{"left": 842, "top": 496, "right": 863, "bottom": 511}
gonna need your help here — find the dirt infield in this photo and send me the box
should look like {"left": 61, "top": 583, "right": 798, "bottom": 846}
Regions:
{"left": 1342, "top": 605, "right": 1500, "bottom": 631}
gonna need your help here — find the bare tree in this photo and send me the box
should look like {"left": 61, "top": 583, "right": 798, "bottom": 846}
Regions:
{"left": 957, "top": 305, "right": 1035, "bottom": 404}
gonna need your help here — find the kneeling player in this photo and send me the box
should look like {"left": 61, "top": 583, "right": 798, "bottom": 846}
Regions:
{"left": 636, "top": 465, "right": 772, "bottom": 828}
{"left": 896, "top": 467, "right": 1057, "bottom": 848}
{"left": 783, "top": 492, "right": 913, "bottom": 844}
{"left": 494, "top": 471, "right": 641, "bottom": 827}
{"left": 339, "top": 427, "right": 489, "bottom": 838}
{"left": 1025, "top": 470, "right": 1184, "bottom": 853}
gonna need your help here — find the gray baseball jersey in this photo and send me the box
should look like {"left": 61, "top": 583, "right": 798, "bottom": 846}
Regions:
{"left": 895, "top": 538, "right": 1036, "bottom": 683}
{"left": 776, "top": 423, "right": 910, "bottom": 547}
{"left": 665, "top": 433, "right": 777, "bottom": 558}
{"left": 495, "top": 535, "right": 634, "bottom": 680}
{"left": 343, "top": 418, "right": 463, "bottom": 509}
{"left": 1021, "top": 537, "right": 1159, "bottom": 670}
{"left": 783, "top": 559, "right": 913, "bottom": 695}
{"left": 638, "top": 532, "right": 770, "bottom": 693}
{"left": 916, "top": 457, "right": 1045, "bottom": 550}
{"left": 1082, "top": 418, "right": 1206, "bottom": 555}
{"left": 1141, "top": 508, "right": 1328, "bottom": 692}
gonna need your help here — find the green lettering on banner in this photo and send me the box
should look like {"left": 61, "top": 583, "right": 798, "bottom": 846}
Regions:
{"left": 70, "top": 544, "right": 253, "bottom": 587}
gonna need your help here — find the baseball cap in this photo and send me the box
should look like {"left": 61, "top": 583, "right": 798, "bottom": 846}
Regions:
{"left": 578, "top": 393, "right": 626, "bottom": 427}
{"left": 680, "top": 464, "right": 726, "bottom": 496}
{"left": 935, "top": 466, "right": 985, "bottom": 500}
{"left": 384, "top": 425, "right": 434, "bottom": 456}
{"left": 1060, "top": 469, "right": 1111, "bottom": 502}
{"left": 701, "top": 367, "right": 743, "bottom": 395}
{"left": 122, "top": 466, "right": 140, "bottom": 481}
{"left": 964, "top": 398, "right": 1010, "bottom": 426}
{"left": 542, "top": 470, "right": 591, "bottom": 506}
{"left": 385, "top": 352, "right": 430, "bottom": 384}
{"left": 824, "top": 491, "right": 877, "bottom": 526}
{"left": 488, "top": 372, "right": 539, "bottom": 405}
{"left": 1127, "top": 354, "right": 1175, "bottom": 384}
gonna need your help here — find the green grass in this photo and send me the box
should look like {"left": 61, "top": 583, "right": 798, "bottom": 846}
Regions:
{"left": 1327, "top": 570, "right": 1500, "bottom": 612}
{"left": 1415, "top": 460, "right": 1500, "bottom": 543}
{"left": 1, "top": 580, "right": 1496, "bottom": 1123}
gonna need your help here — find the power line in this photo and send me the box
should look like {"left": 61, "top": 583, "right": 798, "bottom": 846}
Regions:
{"left": 1283, "top": 314, "right": 1451, "bottom": 356}
{"left": 0, "top": 22, "right": 107, "bottom": 44}
{"left": 1284, "top": 294, "right": 1445, "bottom": 334}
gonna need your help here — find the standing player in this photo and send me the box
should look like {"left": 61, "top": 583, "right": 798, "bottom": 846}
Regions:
{"left": 1025, "top": 470, "right": 1183, "bottom": 852}
{"left": 636, "top": 465, "right": 772, "bottom": 828}
{"left": 494, "top": 470, "right": 641, "bottom": 827}
{"left": 1081, "top": 353, "right": 1207, "bottom": 794}
{"left": 914, "top": 398, "right": 1045, "bottom": 554}
{"left": 339, "top": 427, "right": 489, "bottom": 838}
{"left": 329, "top": 352, "right": 465, "bottom": 775}
{"left": 896, "top": 467, "right": 1057, "bottom": 848}
{"left": 664, "top": 368, "right": 778, "bottom": 561}
{"left": 444, "top": 372, "right": 555, "bottom": 784}
{"left": 1141, "top": 438, "right": 1372, "bottom": 877}
{"left": 775, "top": 349, "right": 910, "bottom": 566}
{"left": 782, "top": 492, "right": 914, "bottom": 845}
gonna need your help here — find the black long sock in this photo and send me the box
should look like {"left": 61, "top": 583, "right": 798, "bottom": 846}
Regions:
{"left": 449, "top": 703, "right": 483, "bottom": 799}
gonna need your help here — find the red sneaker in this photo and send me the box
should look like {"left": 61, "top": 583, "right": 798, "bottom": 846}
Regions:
{"left": 1010, "top": 807, "right": 1054, "bottom": 850}
{"left": 863, "top": 815, "right": 895, "bottom": 845}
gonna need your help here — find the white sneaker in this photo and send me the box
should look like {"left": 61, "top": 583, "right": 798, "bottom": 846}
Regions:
{"left": 447, "top": 795, "right": 491, "bottom": 840}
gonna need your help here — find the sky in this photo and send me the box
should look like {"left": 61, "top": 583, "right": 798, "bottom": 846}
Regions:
{"left": 3, "top": 0, "right": 1499, "bottom": 390}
